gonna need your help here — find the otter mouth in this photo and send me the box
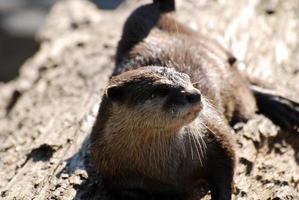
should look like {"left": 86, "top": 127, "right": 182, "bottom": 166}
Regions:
{"left": 184, "top": 104, "right": 202, "bottom": 120}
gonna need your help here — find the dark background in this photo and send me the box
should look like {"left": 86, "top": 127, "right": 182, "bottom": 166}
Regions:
{"left": 0, "top": 0, "right": 124, "bottom": 83}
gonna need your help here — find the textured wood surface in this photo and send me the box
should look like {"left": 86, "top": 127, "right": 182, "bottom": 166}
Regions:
{"left": 0, "top": 0, "right": 298, "bottom": 199}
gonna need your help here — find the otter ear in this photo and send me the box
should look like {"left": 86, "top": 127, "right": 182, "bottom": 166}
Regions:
{"left": 106, "top": 85, "right": 124, "bottom": 101}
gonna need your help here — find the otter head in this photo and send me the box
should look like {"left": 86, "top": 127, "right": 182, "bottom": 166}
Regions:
{"left": 105, "top": 66, "right": 202, "bottom": 132}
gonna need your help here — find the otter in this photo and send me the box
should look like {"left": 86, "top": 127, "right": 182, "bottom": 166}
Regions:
{"left": 90, "top": 0, "right": 299, "bottom": 200}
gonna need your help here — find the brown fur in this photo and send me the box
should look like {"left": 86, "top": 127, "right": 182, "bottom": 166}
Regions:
{"left": 90, "top": 1, "right": 257, "bottom": 200}
{"left": 114, "top": 5, "right": 256, "bottom": 122}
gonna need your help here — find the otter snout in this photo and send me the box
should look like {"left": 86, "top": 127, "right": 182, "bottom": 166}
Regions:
{"left": 165, "top": 87, "right": 202, "bottom": 121}
{"left": 171, "top": 89, "right": 201, "bottom": 106}
{"left": 169, "top": 87, "right": 202, "bottom": 119}
{"left": 185, "top": 90, "right": 201, "bottom": 104}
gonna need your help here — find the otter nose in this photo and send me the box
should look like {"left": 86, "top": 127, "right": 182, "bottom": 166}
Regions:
{"left": 185, "top": 91, "right": 201, "bottom": 104}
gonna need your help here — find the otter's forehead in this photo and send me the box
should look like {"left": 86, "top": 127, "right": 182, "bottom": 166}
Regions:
{"left": 150, "top": 66, "right": 190, "bottom": 86}
{"left": 110, "top": 66, "right": 191, "bottom": 87}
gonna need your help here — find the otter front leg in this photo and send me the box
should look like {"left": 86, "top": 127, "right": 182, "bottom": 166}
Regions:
{"left": 205, "top": 137, "right": 235, "bottom": 200}
{"left": 111, "top": 189, "right": 152, "bottom": 200}
{"left": 104, "top": 176, "right": 186, "bottom": 200}
{"left": 103, "top": 176, "right": 153, "bottom": 200}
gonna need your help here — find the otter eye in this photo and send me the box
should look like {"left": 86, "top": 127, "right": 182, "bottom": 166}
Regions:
{"left": 153, "top": 87, "right": 169, "bottom": 97}
{"left": 106, "top": 85, "right": 124, "bottom": 101}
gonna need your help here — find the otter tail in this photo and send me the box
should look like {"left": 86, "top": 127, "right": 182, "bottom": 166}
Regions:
{"left": 153, "top": 0, "right": 175, "bottom": 12}
{"left": 251, "top": 85, "right": 299, "bottom": 132}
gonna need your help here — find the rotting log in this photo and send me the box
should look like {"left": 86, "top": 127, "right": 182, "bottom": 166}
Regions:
{"left": 0, "top": 0, "right": 298, "bottom": 199}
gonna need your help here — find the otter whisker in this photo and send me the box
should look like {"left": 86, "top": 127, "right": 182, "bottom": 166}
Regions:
{"left": 202, "top": 97, "right": 219, "bottom": 112}
{"left": 198, "top": 133, "right": 207, "bottom": 154}
{"left": 187, "top": 129, "right": 194, "bottom": 160}
{"left": 202, "top": 97, "right": 224, "bottom": 120}
{"left": 175, "top": 20, "right": 179, "bottom": 34}
{"left": 191, "top": 131, "right": 203, "bottom": 165}
{"left": 180, "top": 134, "right": 187, "bottom": 158}
{"left": 194, "top": 132, "right": 207, "bottom": 165}
{"left": 199, "top": 120, "right": 217, "bottom": 136}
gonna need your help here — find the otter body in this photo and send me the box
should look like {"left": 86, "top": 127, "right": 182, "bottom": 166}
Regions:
{"left": 90, "top": 1, "right": 258, "bottom": 200}
{"left": 114, "top": 1, "right": 256, "bottom": 123}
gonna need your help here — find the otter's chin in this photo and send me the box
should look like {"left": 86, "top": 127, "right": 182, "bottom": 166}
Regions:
{"left": 186, "top": 108, "right": 201, "bottom": 120}
{"left": 178, "top": 104, "right": 202, "bottom": 124}
{"left": 188, "top": 107, "right": 201, "bottom": 117}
